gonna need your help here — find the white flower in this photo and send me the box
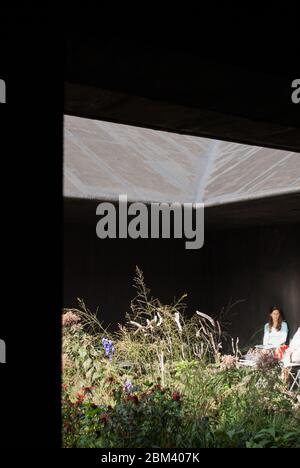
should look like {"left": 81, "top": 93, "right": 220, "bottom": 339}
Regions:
{"left": 196, "top": 310, "right": 215, "bottom": 326}
{"left": 174, "top": 312, "right": 182, "bottom": 333}
{"left": 156, "top": 311, "right": 163, "bottom": 326}
{"left": 146, "top": 319, "right": 154, "bottom": 329}
{"left": 129, "top": 321, "right": 142, "bottom": 329}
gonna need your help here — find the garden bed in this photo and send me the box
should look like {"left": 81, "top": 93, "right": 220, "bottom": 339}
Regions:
{"left": 62, "top": 269, "right": 300, "bottom": 448}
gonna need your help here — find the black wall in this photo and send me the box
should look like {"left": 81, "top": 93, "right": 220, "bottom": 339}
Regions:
{"left": 64, "top": 222, "right": 300, "bottom": 348}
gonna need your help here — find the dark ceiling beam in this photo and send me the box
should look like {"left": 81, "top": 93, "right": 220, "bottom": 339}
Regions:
{"left": 65, "top": 82, "right": 300, "bottom": 152}
{"left": 64, "top": 192, "right": 300, "bottom": 230}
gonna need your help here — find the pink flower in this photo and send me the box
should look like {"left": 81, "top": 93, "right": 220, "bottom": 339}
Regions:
{"left": 62, "top": 311, "right": 81, "bottom": 327}
{"left": 75, "top": 391, "right": 85, "bottom": 404}
{"left": 221, "top": 354, "right": 237, "bottom": 370}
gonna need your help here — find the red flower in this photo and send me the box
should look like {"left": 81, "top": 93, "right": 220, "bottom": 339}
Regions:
{"left": 172, "top": 391, "right": 181, "bottom": 402}
{"left": 153, "top": 384, "right": 162, "bottom": 391}
{"left": 82, "top": 386, "right": 95, "bottom": 394}
{"left": 152, "top": 384, "right": 166, "bottom": 394}
{"left": 63, "top": 422, "right": 70, "bottom": 430}
{"left": 75, "top": 392, "right": 85, "bottom": 404}
{"left": 128, "top": 395, "right": 139, "bottom": 404}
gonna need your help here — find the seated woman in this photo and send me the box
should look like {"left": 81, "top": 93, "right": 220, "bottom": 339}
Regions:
{"left": 262, "top": 306, "right": 288, "bottom": 348}
{"left": 282, "top": 327, "right": 300, "bottom": 365}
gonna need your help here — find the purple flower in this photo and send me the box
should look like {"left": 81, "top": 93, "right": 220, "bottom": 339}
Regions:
{"left": 124, "top": 379, "right": 133, "bottom": 394}
{"left": 102, "top": 338, "right": 115, "bottom": 360}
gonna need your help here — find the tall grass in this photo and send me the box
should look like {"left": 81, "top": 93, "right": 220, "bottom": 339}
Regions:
{"left": 113, "top": 267, "right": 228, "bottom": 383}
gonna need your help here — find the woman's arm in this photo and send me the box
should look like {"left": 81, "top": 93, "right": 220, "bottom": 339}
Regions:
{"left": 279, "top": 322, "right": 288, "bottom": 345}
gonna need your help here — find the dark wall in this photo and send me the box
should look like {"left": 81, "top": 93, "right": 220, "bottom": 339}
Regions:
{"left": 64, "top": 222, "right": 300, "bottom": 347}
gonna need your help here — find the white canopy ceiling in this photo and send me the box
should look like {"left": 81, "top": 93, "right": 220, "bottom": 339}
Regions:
{"left": 64, "top": 115, "right": 300, "bottom": 206}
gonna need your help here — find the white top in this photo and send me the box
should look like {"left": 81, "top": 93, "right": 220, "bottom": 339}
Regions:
{"left": 263, "top": 321, "right": 288, "bottom": 347}
{"left": 282, "top": 328, "right": 300, "bottom": 366}
{"left": 289, "top": 327, "right": 300, "bottom": 351}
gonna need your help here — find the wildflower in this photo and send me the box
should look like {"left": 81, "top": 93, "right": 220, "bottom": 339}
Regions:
{"left": 153, "top": 383, "right": 163, "bottom": 393}
{"left": 156, "top": 311, "right": 163, "bottom": 326}
{"left": 63, "top": 422, "right": 71, "bottom": 431}
{"left": 124, "top": 379, "right": 133, "bottom": 394}
{"left": 172, "top": 391, "right": 181, "bottom": 402}
{"left": 129, "top": 321, "right": 143, "bottom": 334}
{"left": 62, "top": 354, "right": 72, "bottom": 371}
{"left": 196, "top": 310, "right": 216, "bottom": 326}
{"left": 173, "top": 312, "right": 182, "bottom": 333}
{"left": 75, "top": 391, "right": 85, "bottom": 404}
{"left": 220, "top": 354, "right": 237, "bottom": 370}
{"left": 62, "top": 311, "right": 81, "bottom": 327}
{"left": 70, "top": 323, "right": 83, "bottom": 333}
{"left": 102, "top": 338, "right": 115, "bottom": 360}
{"left": 82, "top": 386, "right": 95, "bottom": 394}
{"left": 127, "top": 394, "right": 139, "bottom": 404}
{"left": 146, "top": 319, "right": 154, "bottom": 330}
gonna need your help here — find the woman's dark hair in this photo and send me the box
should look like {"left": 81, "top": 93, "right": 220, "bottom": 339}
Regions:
{"left": 268, "top": 306, "right": 283, "bottom": 332}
